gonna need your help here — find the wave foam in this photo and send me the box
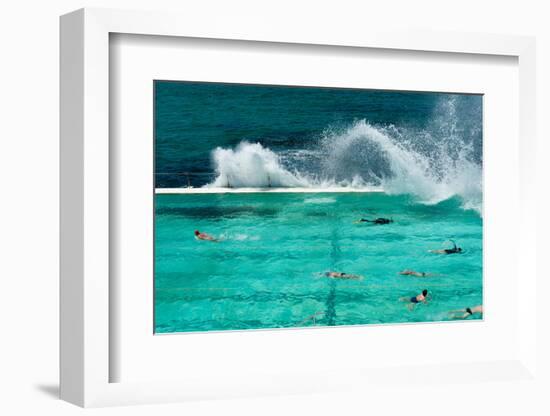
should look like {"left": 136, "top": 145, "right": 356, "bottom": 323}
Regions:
{"left": 208, "top": 142, "right": 309, "bottom": 188}
{"left": 321, "top": 121, "right": 482, "bottom": 212}
{"left": 206, "top": 118, "right": 482, "bottom": 214}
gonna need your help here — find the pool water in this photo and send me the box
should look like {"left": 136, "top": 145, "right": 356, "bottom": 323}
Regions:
{"left": 154, "top": 192, "right": 482, "bottom": 333}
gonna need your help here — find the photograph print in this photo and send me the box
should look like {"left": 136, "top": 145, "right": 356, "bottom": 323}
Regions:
{"left": 154, "top": 81, "right": 483, "bottom": 334}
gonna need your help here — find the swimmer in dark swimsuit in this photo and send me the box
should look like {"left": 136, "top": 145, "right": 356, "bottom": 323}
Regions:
{"left": 399, "top": 270, "right": 432, "bottom": 277}
{"left": 324, "top": 271, "right": 363, "bottom": 280}
{"left": 449, "top": 305, "right": 483, "bottom": 319}
{"left": 400, "top": 289, "right": 430, "bottom": 310}
{"left": 355, "top": 217, "right": 393, "bottom": 224}
{"left": 430, "top": 240, "right": 462, "bottom": 254}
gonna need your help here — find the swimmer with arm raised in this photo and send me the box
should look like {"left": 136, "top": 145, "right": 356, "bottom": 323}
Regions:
{"left": 430, "top": 240, "right": 462, "bottom": 254}
{"left": 400, "top": 289, "right": 431, "bottom": 310}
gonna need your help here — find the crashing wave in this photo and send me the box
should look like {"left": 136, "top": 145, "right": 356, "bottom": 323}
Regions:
{"left": 208, "top": 142, "right": 310, "bottom": 188}
{"left": 205, "top": 98, "right": 482, "bottom": 215}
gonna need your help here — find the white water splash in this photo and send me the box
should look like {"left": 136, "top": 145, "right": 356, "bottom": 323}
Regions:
{"left": 206, "top": 119, "right": 482, "bottom": 214}
{"left": 218, "top": 232, "right": 261, "bottom": 241}
{"left": 320, "top": 121, "right": 482, "bottom": 212}
{"left": 208, "top": 142, "right": 309, "bottom": 188}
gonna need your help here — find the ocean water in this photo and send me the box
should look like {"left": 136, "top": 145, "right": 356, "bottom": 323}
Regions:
{"left": 154, "top": 81, "right": 483, "bottom": 333}
{"left": 155, "top": 82, "right": 482, "bottom": 212}
{"left": 155, "top": 192, "right": 482, "bottom": 333}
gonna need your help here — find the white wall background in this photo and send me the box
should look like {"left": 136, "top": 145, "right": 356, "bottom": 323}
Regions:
{"left": 1, "top": 1, "right": 548, "bottom": 415}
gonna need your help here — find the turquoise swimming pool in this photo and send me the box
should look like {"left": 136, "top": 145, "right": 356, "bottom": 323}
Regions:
{"left": 154, "top": 192, "right": 483, "bottom": 333}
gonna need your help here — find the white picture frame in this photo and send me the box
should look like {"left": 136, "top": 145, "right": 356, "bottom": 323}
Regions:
{"left": 60, "top": 7, "right": 538, "bottom": 407}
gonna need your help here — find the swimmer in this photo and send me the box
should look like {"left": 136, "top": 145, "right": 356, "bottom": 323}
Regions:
{"left": 298, "top": 310, "right": 324, "bottom": 326}
{"left": 194, "top": 230, "right": 218, "bottom": 242}
{"left": 430, "top": 240, "right": 462, "bottom": 254}
{"left": 399, "top": 269, "right": 433, "bottom": 277}
{"left": 400, "top": 289, "right": 430, "bottom": 310}
{"left": 324, "top": 271, "right": 363, "bottom": 280}
{"left": 355, "top": 217, "right": 393, "bottom": 224}
{"left": 449, "top": 305, "right": 483, "bottom": 319}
